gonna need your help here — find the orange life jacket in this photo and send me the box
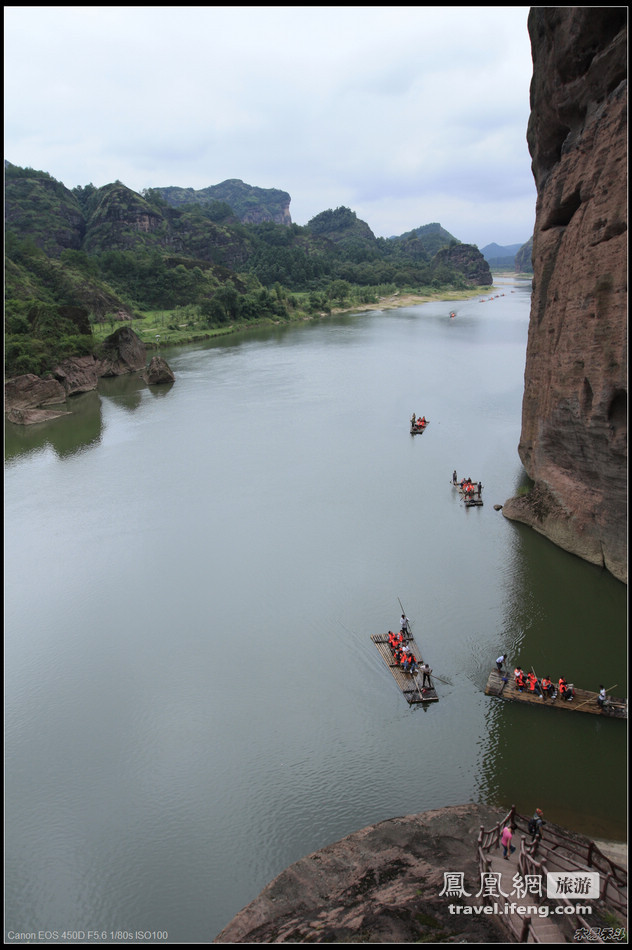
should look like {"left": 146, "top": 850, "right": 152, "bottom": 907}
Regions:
{"left": 527, "top": 673, "right": 537, "bottom": 691}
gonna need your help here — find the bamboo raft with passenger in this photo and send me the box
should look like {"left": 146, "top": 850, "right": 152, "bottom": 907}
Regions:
{"left": 371, "top": 632, "right": 439, "bottom": 704}
{"left": 371, "top": 600, "right": 439, "bottom": 706}
{"left": 451, "top": 474, "right": 483, "bottom": 506}
{"left": 410, "top": 413, "right": 429, "bottom": 435}
{"left": 484, "top": 669, "right": 627, "bottom": 719}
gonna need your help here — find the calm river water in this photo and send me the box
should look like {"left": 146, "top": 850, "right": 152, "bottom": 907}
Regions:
{"left": 5, "top": 277, "right": 627, "bottom": 943}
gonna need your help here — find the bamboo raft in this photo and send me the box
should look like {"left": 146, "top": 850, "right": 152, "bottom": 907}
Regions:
{"left": 485, "top": 669, "right": 627, "bottom": 719}
{"left": 452, "top": 477, "right": 483, "bottom": 507}
{"left": 371, "top": 633, "right": 439, "bottom": 705}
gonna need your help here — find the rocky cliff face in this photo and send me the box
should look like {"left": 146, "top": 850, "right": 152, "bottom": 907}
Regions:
{"left": 214, "top": 805, "right": 508, "bottom": 944}
{"left": 502, "top": 8, "right": 627, "bottom": 583}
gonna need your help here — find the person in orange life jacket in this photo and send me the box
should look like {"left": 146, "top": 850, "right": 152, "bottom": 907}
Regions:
{"left": 514, "top": 665, "right": 523, "bottom": 683}
{"left": 388, "top": 631, "right": 398, "bottom": 652}
{"left": 402, "top": 649, "right": 417, "bottom": 674}
{"left": 515, "top": 669, "right": 526, "bottom": 691}
{"left": 558, "top": 676, "right": 572, "bottom": 700}
{"left": 540, "top": 675, "right": 554, "bottom": 698}
{"left": 527, "top": 671, "right": 542, "bottom": 696}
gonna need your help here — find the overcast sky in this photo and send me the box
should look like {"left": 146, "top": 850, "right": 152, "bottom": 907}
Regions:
{"left": 5, "top": 6, "right": 536, "bottom": 248}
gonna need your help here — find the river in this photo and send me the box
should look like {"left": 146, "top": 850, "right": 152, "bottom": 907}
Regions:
{"left": 4, "top": 276, "right": 627, "bottom": 942}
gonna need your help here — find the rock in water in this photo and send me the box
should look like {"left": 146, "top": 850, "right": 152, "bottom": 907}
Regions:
{"left": 142, "top": 356, "right": 175, "bottom": 385}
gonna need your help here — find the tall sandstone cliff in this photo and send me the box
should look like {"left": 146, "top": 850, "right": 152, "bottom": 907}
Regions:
{"left": 503, "top": 8, "right": 627, "bottom": 584}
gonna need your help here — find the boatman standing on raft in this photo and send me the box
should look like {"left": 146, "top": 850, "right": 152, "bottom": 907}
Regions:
{"left": 400, "top": 614, "right": 410, "bottom": 636}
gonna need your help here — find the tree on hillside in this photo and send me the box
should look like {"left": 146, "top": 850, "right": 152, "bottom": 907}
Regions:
{"left": 328, "top": 279, "right": 351, "bottom": 307}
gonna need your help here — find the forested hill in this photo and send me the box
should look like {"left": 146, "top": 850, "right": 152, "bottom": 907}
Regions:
{"left": 5, "top": 161, "right": 496, "bottom": 378}
{"left": 156, "top": 179, "right": 292, "bottom": 225}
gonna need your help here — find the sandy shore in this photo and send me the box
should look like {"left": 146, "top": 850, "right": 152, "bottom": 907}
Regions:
{"left": 329, "top": 278, "right": 531, "bottom": 316}
{"left": 331, "top": 288, "right": 477, "bottom": 315}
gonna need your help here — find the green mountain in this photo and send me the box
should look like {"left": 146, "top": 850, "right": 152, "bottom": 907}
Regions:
{"left": 388, "top": 223, "right": 458, "bottom": 257}
{"left": 156, "top": 179, "right": 291, "bottom": 225}
{"left": 4, "top": 163, "right": 85, "bottom": 256}
{"left": 5, "top": 162, "right": 493, "bottom": 378}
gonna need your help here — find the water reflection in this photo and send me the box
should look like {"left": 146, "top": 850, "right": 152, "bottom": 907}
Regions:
{"left": 476, "top": 518, "right": 627, "bottom": 839}
{"left": 97, "top": 374, "right": 146, "bottom": 412}
{"left": 4, "top": 390, "right": 104, "bottom": 463}
{"left": 4, "top": 373, "right": 177, "bottom": 464}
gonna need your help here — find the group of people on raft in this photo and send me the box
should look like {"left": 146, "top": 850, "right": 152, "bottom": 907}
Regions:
{"left": 387, "top": 620, "right": 433, "bottom": 689}
{"left": 411, "top": 412, "right": 428, "bottom": 430}
{"left": 512, "top": 665, "right": 575, "bottom": 701}
{"left": 452, "top": 472, "right": 482, "bottom": 498}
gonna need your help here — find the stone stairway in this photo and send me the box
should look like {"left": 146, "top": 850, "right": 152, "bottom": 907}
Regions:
{"left": 484, "top": 846, "right": 567, "bottom": 943}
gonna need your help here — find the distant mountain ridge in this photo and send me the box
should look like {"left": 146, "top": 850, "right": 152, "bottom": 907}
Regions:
{"left": 480, "top": 241, "right": 533, "bottom": 273}
{"left": 4, "top": 160, "right": 530, "bottom": 267}
{"left": 4, "top": 162, "right": 496, "bottom": 283}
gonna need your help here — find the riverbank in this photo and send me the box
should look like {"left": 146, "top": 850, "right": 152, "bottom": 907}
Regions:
{"left": 329, "top": 284, "right": 496, "bottom": 316}
{"left": 91, "top": 282, "right": 514, "bottom": 353}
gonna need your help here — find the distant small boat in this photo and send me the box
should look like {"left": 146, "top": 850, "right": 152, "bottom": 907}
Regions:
{"left": 449, "top": 311, "right": 456, "bottom": 318}
{"left": 410, "top": 418, "right": 429, "bottom": 435}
